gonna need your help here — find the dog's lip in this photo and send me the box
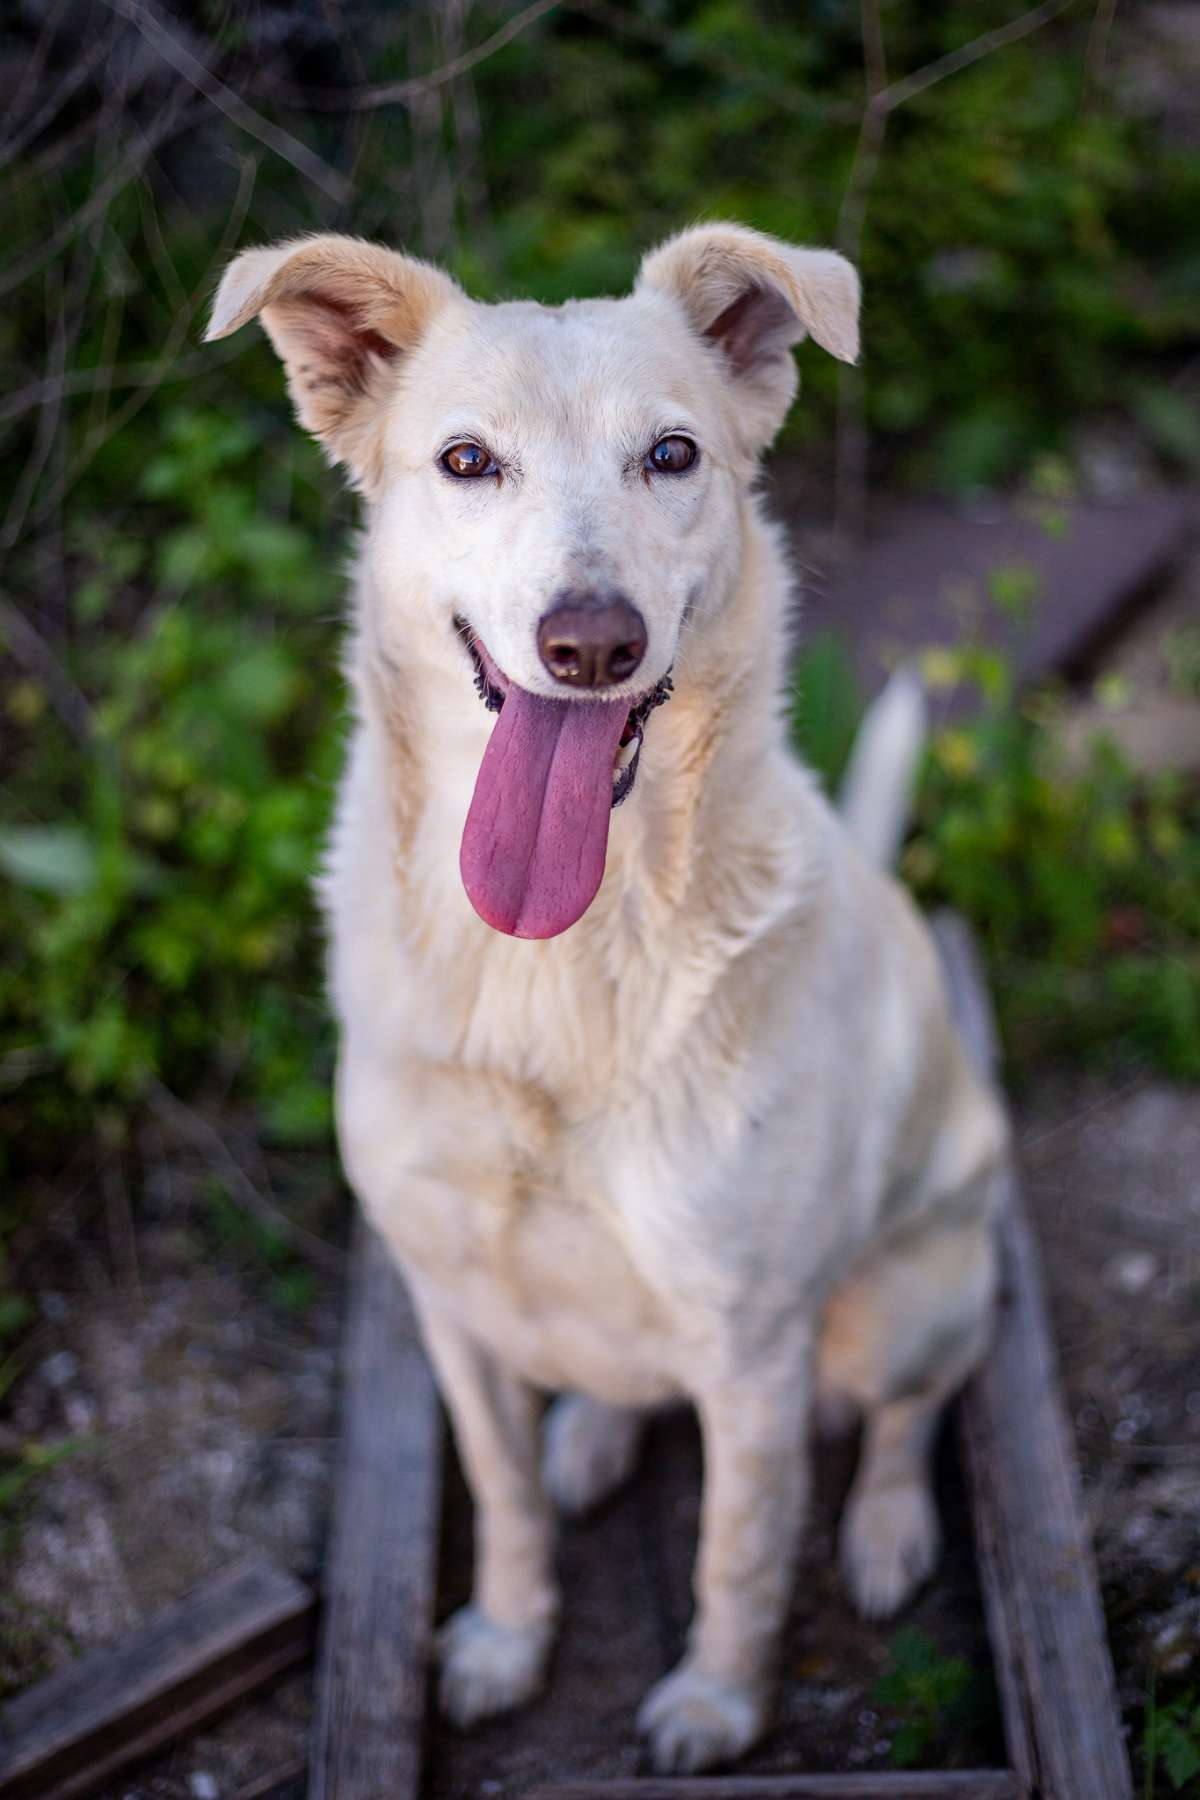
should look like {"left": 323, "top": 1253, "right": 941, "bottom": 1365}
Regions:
{"left": 456, "top": 620, "right": 510, "bottom": 709}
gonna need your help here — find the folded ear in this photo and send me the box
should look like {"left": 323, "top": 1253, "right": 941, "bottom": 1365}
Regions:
{"left": 636, "top": 223, "right": 859, "bottom": 450}
{"left": 205, "top": 234, "right": 462, "bottom": 488}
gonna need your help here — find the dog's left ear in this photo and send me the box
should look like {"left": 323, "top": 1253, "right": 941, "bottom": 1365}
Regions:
{"left": 205, "top": 234, "right": 463, "bottom": 489}
{"left": 635, "top": 223, "right": 859, "bottom": 451}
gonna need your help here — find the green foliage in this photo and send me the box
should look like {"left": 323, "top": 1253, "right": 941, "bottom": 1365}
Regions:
{"left": 1143, "top": 1676, "right": 1200, "bottom": 1797}
{"left": 790, "top": 631, "right": 864, "bottom": 794}
{"left": 462, "top": 2, "right": 1200, "bottom": 490}
{"left": 793, "top": 637, "right": 1200, "bottom": 1082}
{"left": 873, "top": 1626, "right": 981, "bottom": 1767}
{"left": 0, "top": 408, "right": 341, "bottom": 1159}
{"left": 205, "top": 1183, "right": 318, "bottom": 1315}
{"left": 0, "top": 1440, "right": 89, "bottom": 1520}
{"left": 907, "top": 650, "right": 1200, "bottom": 1081}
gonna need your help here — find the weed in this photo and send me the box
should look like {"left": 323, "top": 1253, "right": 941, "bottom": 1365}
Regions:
{"left": 1143, "top": 1675, "right": 1200, "bottom": 1798}
{"left": 873, "top": 1626, "right": 989, "bottom": 1767}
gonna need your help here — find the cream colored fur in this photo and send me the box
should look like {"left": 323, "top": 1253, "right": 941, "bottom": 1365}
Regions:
{"left": 207, "top": 223, "right": 1007, "bottom": 1774}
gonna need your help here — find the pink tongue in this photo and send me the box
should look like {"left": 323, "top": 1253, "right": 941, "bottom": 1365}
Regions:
{"left": 460, "top": 685, "right": 629, "bottom": 939}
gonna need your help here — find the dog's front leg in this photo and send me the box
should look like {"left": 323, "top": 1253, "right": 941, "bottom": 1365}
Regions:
{"left": 415, "top": 1293, "right": 558, "bottom": 1728}
{"left": 638, "top": 1335, "right": 813, "bottom": 1773}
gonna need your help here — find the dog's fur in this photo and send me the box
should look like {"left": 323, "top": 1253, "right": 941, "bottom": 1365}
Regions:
{"left": 207, "top": 224, "right": 1007, "bottom": 1774}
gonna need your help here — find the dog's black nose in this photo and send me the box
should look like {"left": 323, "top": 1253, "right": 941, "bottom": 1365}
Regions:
{"left": 537, "top": 592, "right": 647, "bottom": 690}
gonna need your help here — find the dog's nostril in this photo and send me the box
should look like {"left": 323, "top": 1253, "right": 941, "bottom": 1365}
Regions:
{"left": 537, "top": 593, "right": 647, "bottom": 691}
{"left": 608, "top": 642, "right": 642, "bottom": 681}
{"left": 545, "top": 641, "right": 581, "bottom": 676}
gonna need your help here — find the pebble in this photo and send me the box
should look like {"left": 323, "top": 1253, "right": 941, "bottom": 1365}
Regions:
{"left": 189, "top": 1773, "right": 219, "bottom": 1800}
{"left": 40, "top": 1350, "right": 79, "bottom": 1388}
{"left": 1105, "top": 1250, "right": 1158, "bottom": 1295}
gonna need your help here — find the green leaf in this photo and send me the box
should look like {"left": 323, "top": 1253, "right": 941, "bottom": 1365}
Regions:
{"left": 0, "top": 1296, "right": 33, "bottom": 1341}
{"left": 1161, "top": 1713, "right": 1200, "bottom": 1789}
{"left": 0, "top": 826, "right": 98, "bottom": 895}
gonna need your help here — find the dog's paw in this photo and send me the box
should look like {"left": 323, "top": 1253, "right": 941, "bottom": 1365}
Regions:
{"left": 542, "top": 1394, "right": 642, "bottom": 1517}
{"left": 636, "top": 1662, "right": 765, "bottom": 1774}
{"left": 840, "top": 1479, "right": 940, "bottom": 1619}
{"left": 437, "top": 1606, "right": 551, "bottom": 1727}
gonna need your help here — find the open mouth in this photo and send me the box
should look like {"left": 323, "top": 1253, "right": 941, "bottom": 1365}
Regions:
{"left": 453, "top": 615, "right": 673, "bottom": 940}
{"left": 455, "top": 616, "right": 672, "bottom": 808}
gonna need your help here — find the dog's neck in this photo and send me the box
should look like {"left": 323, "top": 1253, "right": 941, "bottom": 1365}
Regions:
{"left": 337, "top": 491, "right": 823, "bottom": 1075}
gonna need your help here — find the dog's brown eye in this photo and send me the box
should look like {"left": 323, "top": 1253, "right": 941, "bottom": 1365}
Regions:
{"left": 646, "top": 435, "right": 697, "bottom": 475}
{"left": 441, "top": 442, "right": 496, "bottom": 479}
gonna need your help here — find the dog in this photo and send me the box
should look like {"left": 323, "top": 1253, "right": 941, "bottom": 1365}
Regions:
{"left": 206, "top": 223, "right": 1006, "bottom": 1774}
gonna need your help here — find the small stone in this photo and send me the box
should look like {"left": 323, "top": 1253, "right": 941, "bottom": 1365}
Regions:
{"left": 41, "top": 1351, "right": 78, "bottom": 1388}
{"left": 1105, "top": 1250, "right": 1158, "bottom": 1295}
{"left": 189, "top": 1773, "right": 219, "bottom": 1800}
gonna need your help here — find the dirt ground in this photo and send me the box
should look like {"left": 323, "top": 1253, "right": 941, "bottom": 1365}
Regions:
{"left": 2, "top": 1068, "right": 1198, "bottom": 1798}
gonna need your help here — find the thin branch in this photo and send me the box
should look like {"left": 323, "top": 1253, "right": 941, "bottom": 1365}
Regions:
{"left": 567, "top": 0, "right": 857, "bottom": 125}
{"left": 146, "top": 1080, "right": 342, "bottom": 1273}
{"left": 873, "top": 0, "right": 1077, "bottom": 115}
{"left": 0, "top": 592, "right": 96, "bottom": 747}
{"left": 0, "top": 352, "right": 238, "bottom": 431}
{"left": 0, "top": 0, "right": 74, "bottom": 140}
{"left": 17, "top": 152, "right": 259, "bottom": 540}
{"left": 0, "top": 95, "right": 117, "bottom": 202}
{"left": 834, "top": 0, "right": 1079, "bottom": 549}
{"left": 275, "top": 0, "right": 563, "bottom": 111}
{"left": 0, "top": 33, "right": 113, "bottom": 167}
{"left": 1082, "top": 0, "right": 1118, "bottom": 110}
{"left": 0, "top": 89, "right": 201, "bottom": 302}
{"left": 1, "top": 264, "right": 71, "bottom": 557}
{"left": 835, "top": 0, "right": 889, "bottom": 551}
{"left": 101, "top": 0, "right": 351, "bottom": 201}
{"left": 859, "top": 0, "right": 888, "bottom": 98}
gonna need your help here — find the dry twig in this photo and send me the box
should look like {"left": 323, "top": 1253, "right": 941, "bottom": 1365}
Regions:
{"left": 275, "top": 0, "right": 563, "bottom": 111}
{"left": 834, "top": 0, "right": 1079, "bottom": 547}
{"left": 146, "top": 1079, "right": 342, "bottom": 1274}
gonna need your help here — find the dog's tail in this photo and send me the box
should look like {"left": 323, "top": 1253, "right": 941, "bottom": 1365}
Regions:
{"left": 837, "top": 663, "right": 927, "bottom": 868}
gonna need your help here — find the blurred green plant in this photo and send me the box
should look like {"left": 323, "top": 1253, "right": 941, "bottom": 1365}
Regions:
{"left": 1142, "top": 1674, "right": 1200, "bottom": 1797}
{"left": 461, "top": 1, "right": 1200, "bottom": 490}
{"left": 0, "top": 407, "right": 342, "bottom": 1176}
{"left": 792, "top": 635, "right": 1200, "bottom": 1082}
{"left": 873, "top": 1625, "right": 992, "bottom": 1768}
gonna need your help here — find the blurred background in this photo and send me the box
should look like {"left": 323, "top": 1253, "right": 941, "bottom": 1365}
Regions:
{"left": 1, "top": 4, "right": 1198, "bottom": 1796}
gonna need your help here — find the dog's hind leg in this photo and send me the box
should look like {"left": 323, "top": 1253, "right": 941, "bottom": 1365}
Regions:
{"left": 821, "top": 1213, "right": 996, "bottom": 1619}
{"left": 542, "top": 1393, "right": 644, "bottom": 1516}
{"left": 413, "top": 1292, "right": 559, "bottom": 1728}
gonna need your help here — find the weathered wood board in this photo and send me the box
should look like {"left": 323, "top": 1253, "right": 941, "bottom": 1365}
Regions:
{"left": 936, "top": 913, "right": 1133, "bottom": 1800}
{"left": 0, "top": 1558, "right": 314, "bottom": 1800}
{"left": 307, "top": 1217, "right": 444, "bottom": 1800}
{"left": 529, "top": 1775, "right": 1023, "bottom": 1799}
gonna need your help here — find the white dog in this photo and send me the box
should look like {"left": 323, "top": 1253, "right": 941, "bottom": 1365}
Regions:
{"left": 207, "top": 223, "right": 1006, "bottom": 1774}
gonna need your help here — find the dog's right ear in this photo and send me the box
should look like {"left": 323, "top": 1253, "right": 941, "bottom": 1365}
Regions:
{"left": 205, "top": 235, "right": 463, "bottom": 489}
{"left": 636, "top": 223, "right": 859, "bottom": 453}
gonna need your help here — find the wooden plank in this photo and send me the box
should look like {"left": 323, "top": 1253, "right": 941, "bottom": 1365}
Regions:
{"left": 308, "top": 1217, "right": 443, "bottom": 1800}
{"left": 528, "top": 1770, "right": 1023, "bottom": 1798}
{"left": 794, "top": 489, "right": 1191, "bottom": 707}
{"left": 933, "top": 912, "right": 1133, "bottom": 1800}
{"left": 0, "top": 1557, "right": 314, "bottom": 1800}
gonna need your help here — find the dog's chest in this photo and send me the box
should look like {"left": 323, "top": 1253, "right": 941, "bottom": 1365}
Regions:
{"left": 421, "top": 1177, "right": 688, "bottom": 1404}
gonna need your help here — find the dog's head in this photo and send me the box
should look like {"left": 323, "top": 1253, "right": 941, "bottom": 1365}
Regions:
{"left": 207, "top": 225, "right": 858, "bottom": 939}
